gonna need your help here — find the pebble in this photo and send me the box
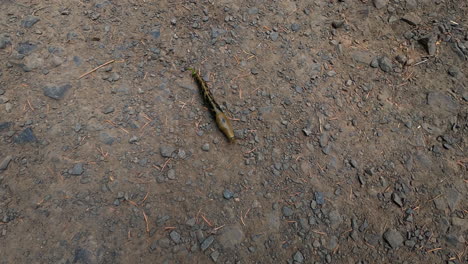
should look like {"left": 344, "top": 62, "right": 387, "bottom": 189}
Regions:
{"left": 160, "top": 145, "right": 175, "bottom": 158}
{"left": 167, "top": 169, "right": 176, "bottom": 180}
{"left": 373, "top": 0, "right": 388, "bottom": 9}
{"left": 293, "top": 251, "right": 304, "bottom": 263}
{"left": 401, "top": 13, "right": 422, "bottom": 26}
{"left": 0, "top": 34, "right": 11, "bottom": 49}
{"left": 378, "top": 56, "right": 393, "bottom": 73}
{"left": 43, "top": 84, "right": 72, "bottom": 100}
{"left": 169, "top": 231, "right": 181, "bottom": 244}
{"left": 128, "top": 136, "right": 139, "bottom": 144}
{"left": 291, "top": 23, "right": 300, "bottom": 32}
{"left": 332, "top": 20, "right": 344, "bottom": 29}
{"left": 201, "top": 143, "right": 210, "bottom": 151}
{"left": 223, "top": 189, "right": 234, "bottom": 200}
{"left": 106, "top": 72, "right": 120, "bottom": 82}
{"left": 0, "top": 122, "right": 12, "bottom": 132}
{"left": 315, "top": 192, "right": 325, "bottom": 205}
{"left": 419, "top": 35, "right": 437, "bottom": 56}
{"left": 370, "top": 58, "right": 379, "bottom": 68}
{"left": 17, "top": 42, "right": 37, "bottom": 55}
{"left": 210, "top": 251, "right": 220, "bottom": 262}
{"left": 392, "top": 193, "right": 403, "bottom": 207}
{"left": 270, "top": 32, "right": 279, "bottom": 41}
{"left": 0, "top": 156, "right": 12, "bottom": 171}
{"left": 69, "top": 163, "right": 84, "bottom": 175}
{"left": 200, "top": 236, "right": 214, "bottom": 251}
{"left": 282, "top": 206, "right": 293, "bottom": 217}
{"left": 99, "top": 132, "right": 115, "bottom": 145}
{"left": 102, "top": 106, "right": 114, "bottom": 114}
{"left": 247, "top": 7, "right": 259, "bottom": 15}
{"left": 14, "top": 128, "right": 37, "bottom": 143}
{"left": 383, "top": 229, "right": 404, "bottom": 248}
{"left": 21, "top": 16, "right": 40, "bottom": 28}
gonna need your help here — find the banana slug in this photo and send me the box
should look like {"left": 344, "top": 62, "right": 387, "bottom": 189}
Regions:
{"left": 189, "top": 68, "right": 235, "bottom": 142}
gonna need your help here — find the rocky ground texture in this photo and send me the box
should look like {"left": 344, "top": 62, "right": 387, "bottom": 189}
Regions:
{"left": 0, "top": 0, "right": 467, "bottom": 263}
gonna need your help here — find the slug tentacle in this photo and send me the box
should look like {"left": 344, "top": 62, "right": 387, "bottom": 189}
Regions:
{"left": 189, "top": 68, "right": 235, "bottom": 142}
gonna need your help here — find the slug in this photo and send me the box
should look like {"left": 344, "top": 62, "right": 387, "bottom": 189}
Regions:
{"left": 189, "top": 68, "right": 235, "bottom": 142}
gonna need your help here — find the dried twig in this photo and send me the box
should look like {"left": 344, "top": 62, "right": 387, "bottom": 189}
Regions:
{"left": 78, "top": 60, "right": 115, "bottom": 79}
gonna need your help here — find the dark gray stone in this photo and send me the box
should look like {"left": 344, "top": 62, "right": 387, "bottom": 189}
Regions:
{"left": 99, "top": 132, "right": 115, "bottom": 145}
{"left": 102, "top": 106, "right": 114, "bottom": 114}
{"left": 160, "top": 145, "right": 175, "bottom": 158}
{"left": 293, "top": 251, "right": 304, "bottom": 263}
{"left": 69, "top": 163, "right": 84, "bottom": 175}
{"left": 378, "top": 57, "right": 393, "bottom": 73}
{"left": 21, "top": 16, "right": 40, "bottom": 28}
{"left": 200, "top": 236, "right": 214, "bottom": 251}
{"left": 419, "top": 35, "right": 437, "bottom": 55}
{"left": 392, "top": 193, "right": 403, "bottom": 207}
{"left": 373, "top": 0, "right": 388, "bottom": 9}
{"left": 0, "top": 122, "right": 12, "bottom": 131}
{"left": 17, "top": 42, "right": 37, "bottom": 55}
{"left": 270, "top": 32, "right": 279, "bottom": 41}
{"left": 282, "top": 206, "right": 293, "bottom": 217}
{"left": 383, "top": 229, "right": 404, "bottom": 248}
{"left": 291, "top": 23, "right": 301, "bottom": 32}
{"left": 223, "top": 189, "right": 234, "bottom": 200}
{"left": 0, "top": 34, "right": 11, "bottom": 49}
{"left": 315, "top": 192, "right": 325, "bottom": 205}
{"left": 170, "top": 231, "right": 181, "bottom": 244}
{"left": 201, "top": 143, "right": 210, "bottom": 151}
{"left": 401, "top": 13, "right": 422, "bottom": 26}
{"left": 14, "top": 127, "right": 37, "bottom": 143}
{"left": 43, "top": 84, "right": 72, "bottom": 100}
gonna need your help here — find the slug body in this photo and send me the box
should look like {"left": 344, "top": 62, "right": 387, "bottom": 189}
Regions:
{"left": 189, "top": 68, "right": 235, "bottom": 142}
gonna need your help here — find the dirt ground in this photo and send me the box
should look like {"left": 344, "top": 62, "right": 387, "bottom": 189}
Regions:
{"left": 0, "top": 0, "right": 467, "bottom": 263}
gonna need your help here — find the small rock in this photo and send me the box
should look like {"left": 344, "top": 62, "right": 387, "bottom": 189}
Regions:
{"left": 200, "top": 236, "right": 214, "bottom": 251}
{"left": 23, "top": 53, "right": 44, "bottom": 72}
{"left": 291, "top": 23, "right": 300, "bottom": 32}
{"left": 167, "top": 169, "right": 176, "bottom": 180}
{"left": 293, "top": 251, "right": 304, "bottom": 263}
{"left": 0, "top": 34, "right": 11, "bottom": 49}
{"left": 427, "top": 92, "right": 459, "bottom": 113}
{"left": 370, "top": 58, "right": 379, "bottom": 68}
{"left": 169, "top": 231, "right": 181, "bottom": 244}
{"left": 0, "top": 156, "right": 12, "bottom": 171}
{"left": 247, "top": 7, "right": 259, "bottom": 15}
{"left": 223, "top": 189, "right": 234, "bottom": 200}
{"left": 447, "top": 66, "right": 461, "bottom": 78}
{"left": 378, "top": 56, "right": 393, "bottom": 73}
{"left": 102, "top": 106, "right": 115, "bottom": 114}
{"left": 17, "top": 42, "right": 37, "bottom": 55}
{"left": 107, "top": 72, "right": 120, "bottom": 82}
{"left": 99, "top": 132, "right": 115, "bottom": 145}
{"left": 315, "top": 192, "right": 325, "bottom": 205}
{"left": 373, "top": 0, "right": 388, "bottom": 9}
{"left": 160, "top": 145, "right": 175, "bottom": 157}
{"left": 419, "top": 35, "right": 437, "bottom": 55}
{"left": 351, "top": 51, "right": 374, "bottom": 65}
{"left": 282, "top": 206, "right": 293, "bottom": 217}
{"left": 350, "top": 159, "right": 358, "bottom": 169}
{"left": 14, "top": 127, "right": 37, "bottom": 143}
{"left": 21, "top": 16, "right": 40, "bottom": 28}
{"left": 332, "top": 20, "right": 344, "bottom": 29}
{"left": 270, "top": 32, "right": 279, "bottom": 41}
{"left": 401, "top": 13, "right": 422, "bottom": 26}
{"left": 201, "top": 143, "right": 210, "bottom": 152}
{"left": 0, "top": 122, "right": 12, "bottom": 131}
{"left": 392, "top": 193, "right": 404, "bottom": 207}
{"left": 210, "top": 251, "right": 220, "bottom": 262}
{"left": 383, "top": 229, "right": 404, "bottom": 249}
{"left": 302, "top": 128, "right": 312, "bottom": 136}
{"left": 69, "top": 163, "right": 84, "bottom": 175}
{"left": 43, "top": 84, "right": 72, "bottom": 100}
{"left": 128, "top": 136, "right": 139, "bottom": 144}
